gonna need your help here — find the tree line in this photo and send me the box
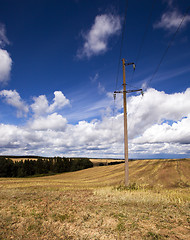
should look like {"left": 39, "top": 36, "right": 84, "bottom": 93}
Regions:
{"left": 0, "top": 157, "right": 93, "bottom": 177}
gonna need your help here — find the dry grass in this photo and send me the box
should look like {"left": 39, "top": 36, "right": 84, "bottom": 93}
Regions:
{"left": 90, "top": 158, "right": 124, "bottom": 166}
{"left": 0, "top": 159, "right": 190, "bottom": 239}
{"left": 9, "top": 157, "right": 124, "bottom": 165}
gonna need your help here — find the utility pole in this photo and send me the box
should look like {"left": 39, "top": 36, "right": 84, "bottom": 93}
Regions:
{"left": 114, "top": 58, "right": 143, "bottom": 186}
{"left": 122, "top": 58, "right": 129, "bottom": 186}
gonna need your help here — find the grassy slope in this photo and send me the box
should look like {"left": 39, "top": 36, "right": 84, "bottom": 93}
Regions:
{"left": 0, "top": 159, "right": 190, "bottom": 239}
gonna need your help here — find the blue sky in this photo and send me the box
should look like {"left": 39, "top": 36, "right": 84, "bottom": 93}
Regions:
{"left": 0, "top": 0, "right": 190, "bottom": 158}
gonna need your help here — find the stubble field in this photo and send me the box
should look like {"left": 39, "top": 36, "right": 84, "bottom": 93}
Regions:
{"left": 0, "top": 159, "right": 190, "bottom": 239}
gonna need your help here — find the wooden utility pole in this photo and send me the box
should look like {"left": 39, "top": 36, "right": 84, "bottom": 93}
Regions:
{"left": 122, "top": 58, "right": 129, "bottom": 186}
{"left": 114, "top": 58, "right": 143, "bottom": 186}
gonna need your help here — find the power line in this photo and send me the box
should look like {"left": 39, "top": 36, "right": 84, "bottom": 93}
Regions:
{"left": 126, "top": 83, "right": 139, "bottom": 89}
{"left": 115, "top": 0, "right": 128, "bottom": 91}
{"left": 148, "top": 6, "right": 190, "bottom": 85}
{"left": 135, "top": 0, "right": 157, "bottom": 67}
{"left": 130, "top": 0, "right": 156, "bottom": 83}
{"left": 113, "top": 0, "right": 128, "bottom": 129}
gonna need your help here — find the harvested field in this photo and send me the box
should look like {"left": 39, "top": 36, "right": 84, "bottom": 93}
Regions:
{"left": 90, "top": 158, "right": 124, "bottom": 166}
{"left": 0, "top": 159, "right": 190, "bottom": 239}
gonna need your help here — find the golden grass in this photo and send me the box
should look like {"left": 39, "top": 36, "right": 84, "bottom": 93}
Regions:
{"left": 90, "top": 158, "right": 124, "bottom": 166}
{"left": 9, "top": 157, "right": 125, "bottom": 165}
{"left": 0, "top": 158, "right": 190, "bottom": 239}
{"left": 1, "top": 158, "right": 189, "bottom": 189}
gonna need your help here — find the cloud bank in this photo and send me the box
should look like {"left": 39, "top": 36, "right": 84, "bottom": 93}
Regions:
{"left": 0, "top": 88, "right": 189, "bottom": 158}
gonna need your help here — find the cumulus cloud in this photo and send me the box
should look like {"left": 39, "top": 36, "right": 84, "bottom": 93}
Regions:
{"left": 48, "top": 91, "right": 70, "bottom": 112}
{"left": 0, "top": 124, "right": 21, "bottom": 148}
{"left": 0, "top": 24, "right": 12, "bottom": 84}
{"left": 0, "top": 88, "right": 190, "bottom": 158}
{"left": 77, "top": 14, "right": 121, "bottom": 58}
{"left": 0, "top": 49, "right": 12, "bottom": 84}
{"left": 30, "top": 113, "right": 67, "bottom": 131}
{"left": 154, "top": 8, "right": 190, "bottom": 32}
{"left": 0, "top": 89, "right": 29, "bottom": 117}
{"left": 127, "top": 88, "right": 190, "bottom": 139}
{"left": 31, "top": 91, "right": 70, "bottom": 116}
{"left": 126, "top": 88, "right": 190, "bottom": 157}
{"left": 133, "top": 115, "right": 190, "bottom": 145}
{"left": 0, "top": 123, "right": 46, "bottom": 154}
{"left": 31, "top": 95, "right": 49, "bottom": 116}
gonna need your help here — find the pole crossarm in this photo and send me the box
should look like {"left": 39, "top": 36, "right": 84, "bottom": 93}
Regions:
{"left": 114, "top": 89, "right": 143, "bottom": 94}
{"left": 125, "top": 62, "right": 134, "bottom": 65}
{"left": 125, "top": 62, "right": 136, "bottom": 70}
{"left": 113, "top": 58, "right": 143, "bottom": 186}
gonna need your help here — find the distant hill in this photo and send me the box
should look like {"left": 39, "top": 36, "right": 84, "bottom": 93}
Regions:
{"left": 44, "top": 158, "right": 190, "bottom": 188}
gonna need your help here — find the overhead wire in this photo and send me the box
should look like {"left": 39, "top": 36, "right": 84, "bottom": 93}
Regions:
{"left": 124, "top": 0, "right": 157, "bottom": 117}
{"left": 129, "top": 0, "right": 156, "bottom": 83}
{"left": 130, "top": 5, "right": 190, "bottom": 115}
{"left": 111, "top": 0, "right": 128, "bottom": 146}
{"left": 112, "top": 0, "right": 128, "bottom": 125}
{"left": 133, "top": 5, "right": 190, "bottom": 118}
{"left": 115, "top": 0, "right": 128, "bottom": 91}
{"left": 148, "top": 5, "right": 190, "bottom": 85}
{"left": 126, "top": 82, "right": 140, "bottom": 89}
{"left": 111, "top": 3, "right": 190, "bottom": 154}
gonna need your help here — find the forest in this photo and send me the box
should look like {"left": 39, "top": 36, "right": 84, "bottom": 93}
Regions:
{"left": 0, "top": 157, "right": 93, "bottom": 177}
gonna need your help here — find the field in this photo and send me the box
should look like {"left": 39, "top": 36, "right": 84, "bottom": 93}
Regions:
{"left": 90, "top": 158, "right": 124, "bottom": 166}
{"left": 8, "top": 157, "right": 124, "bottom": 166}
{"left": 0, "top": 159, "right": 190, "bottom": 239}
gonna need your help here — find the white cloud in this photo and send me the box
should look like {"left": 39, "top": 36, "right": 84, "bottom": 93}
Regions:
{"left": 0, "top": 88, "right": 190, "bottom": 158}
{"left": 31, "top": 91, "right": 70, "bottom": 116}
{"left": 30, "top": 113, "right": 67, "bottom": 131}
{"left": 0, "top": 89, "right": 29, "bottom": 117}
{"left": 0, "top": 123, "right": 46, "bottom": 153}
{"left": 0, "top": 24, "right": 12, "bottom": 84}
{"left": 126, "top": 88, "right": 190, "bottom": 157}
{"left": 31, "top": 95, "right": 49, "bottom": 116}
{"left": 127, "top": 88, "right": 190, "bottom": 139}
{"left": 0, "top": 49, "right": 12, "bottom": 84}
{"left": 0, "top": 124, "right": 21, "bottom": 147}
{"left": 48, "top": 91, "right": 70, "bottom": 112}
{"left": 154, "top": 9, "right": 190, "bottom": 32}
{"left": 77, "top": 14, "right": 121, "bottom": 58}
{"left": 133, "top": 115, "right": 190, "bottom": 145}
